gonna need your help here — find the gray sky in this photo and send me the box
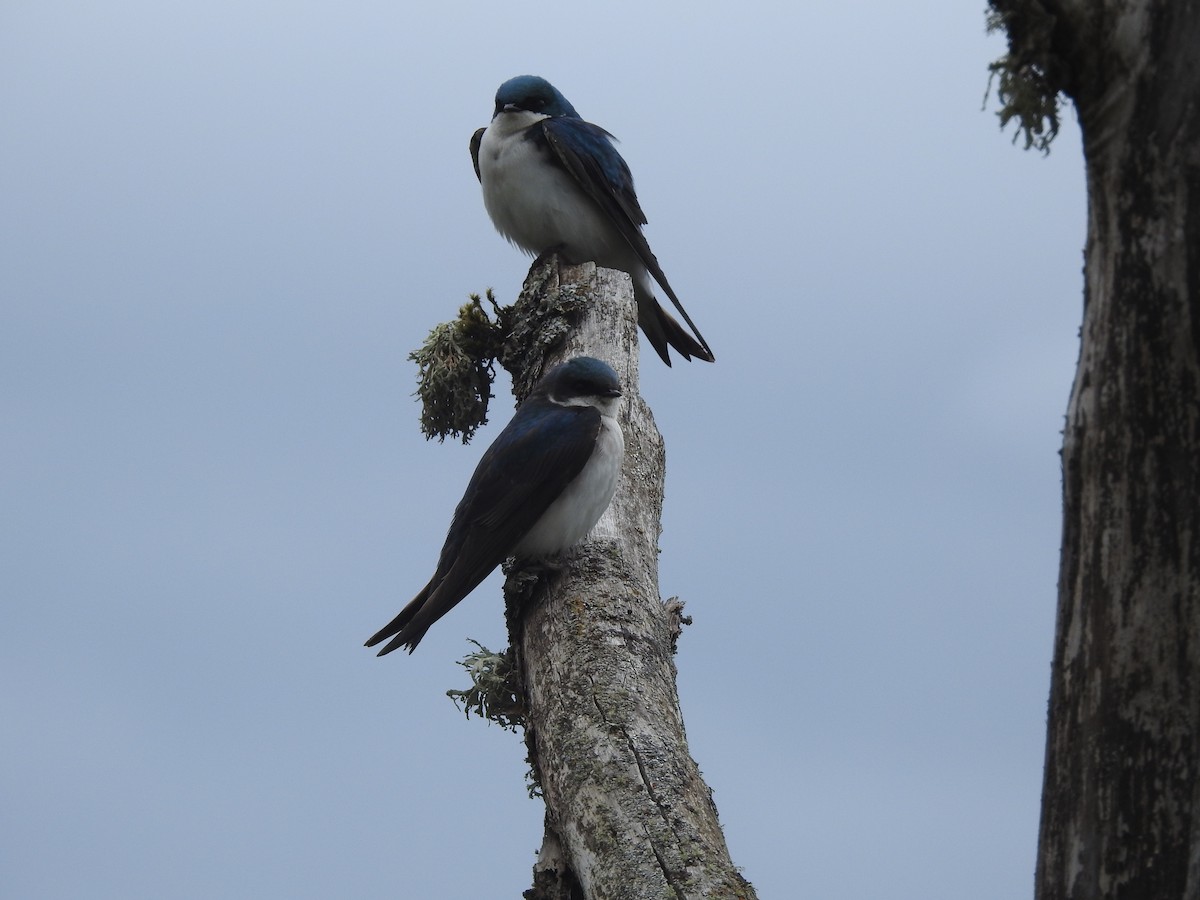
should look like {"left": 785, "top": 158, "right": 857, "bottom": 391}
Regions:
{"left": 2, "top": 2, "right": 1084, "bottom": 897}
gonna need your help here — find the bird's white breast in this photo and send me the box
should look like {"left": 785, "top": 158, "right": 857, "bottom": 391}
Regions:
{"left": 515, "top": 414, "right": 624, "bottom": 557}
{"left": 477, "top": 114, "right": 632, "bottom": 268}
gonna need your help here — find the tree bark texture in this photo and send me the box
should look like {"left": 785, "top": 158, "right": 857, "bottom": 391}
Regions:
{"left": 992, "top": 2, "right": 1200, "bottom": 897}
{"left": 500, "top": 259, "right": 755, "bottom": 900}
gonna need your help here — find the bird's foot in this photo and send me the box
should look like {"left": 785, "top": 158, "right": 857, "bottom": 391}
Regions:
{"left": 531, "top": 244, "right": 568, "bottom": 270}
{"left": 522, "top": 553, "right": 571, "bottom": 575}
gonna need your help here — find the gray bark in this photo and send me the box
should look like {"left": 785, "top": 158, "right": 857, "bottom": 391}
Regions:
{"left": 992, "top": 2, "right": 1200, "bottom": 897}
{"left": 501, "top": 260, "right": 755, "bottom": 900}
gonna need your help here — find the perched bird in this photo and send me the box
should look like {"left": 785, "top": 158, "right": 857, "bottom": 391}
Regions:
{"left": 366, "top": 357, "right": 625, "bottom": 655}
{"left": 470, "top": 75, "right": 714, "bottom": 367}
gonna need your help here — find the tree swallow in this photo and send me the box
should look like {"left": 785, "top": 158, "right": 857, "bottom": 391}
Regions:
{"left": 470, "top": 75, "right": 715, "bottom": 367}
{"left": 366, "top": 357, "right": 625, "bottom": 655}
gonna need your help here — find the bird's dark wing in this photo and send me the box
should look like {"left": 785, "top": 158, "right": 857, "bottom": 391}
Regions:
{"left": 448, "top": 400, "right": 601, "bottom": 556}
{"left": 470, "top": 127, "right": 485, "bottom": 182}
{"left": 541, "top": 117, "right": 647, "bottom": 228}
{"left": 367, "top": 402, "right": 601, "bottom": 654}
{"left": 540, "top": 116, "right": 713, "bottom": 360}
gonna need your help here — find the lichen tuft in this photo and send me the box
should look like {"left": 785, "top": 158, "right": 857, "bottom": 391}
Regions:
{"left": 984, "top": 2, "right": 1065, "bottom": 154}
{"left": 409, "top": 290, "right": 509, "bottom": 443}
{"left": 446, "top": 639, "right": 526, "bottom": 731}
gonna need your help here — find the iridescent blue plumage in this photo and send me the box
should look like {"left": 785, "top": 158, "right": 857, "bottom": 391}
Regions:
{"left": 365, "top": 357, "right": 624, "bottom": 655}
{"left": 470, "top": 76, "right": 714, "bottom": 366}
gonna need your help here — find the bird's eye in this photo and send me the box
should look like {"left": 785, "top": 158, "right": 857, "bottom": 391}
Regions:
{"left": 527, "top": 97, "right": 545, "bottom": 111}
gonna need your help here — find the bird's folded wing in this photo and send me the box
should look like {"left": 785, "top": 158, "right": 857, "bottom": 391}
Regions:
{"left": 540, "top": 117, "right": 711, "bottom": 356}
{"left": 469, "top": 127, "right": 485, "bottom": 182}
{"left": 468, "top": 403, "right": 600, "bottom": 534}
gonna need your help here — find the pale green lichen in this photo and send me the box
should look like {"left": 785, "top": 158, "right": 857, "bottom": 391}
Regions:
{"left": 984, "top": 2, "right": 1064, "bottom": 154}
{"left": 445, "top": 639, "right": 526, "bottom": 731}
{"left": 409, "top": 257, "right": 588, "bottom": 442}
{"left": 409, "top": 290, "right": 508, "bottom": 443}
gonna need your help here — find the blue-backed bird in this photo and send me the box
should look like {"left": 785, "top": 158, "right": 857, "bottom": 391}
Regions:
{"left": 470, "top": 75, "right": 714, "bottom": 367}
{"left": 366, "top": 357, "right": 625, "bottom": 655}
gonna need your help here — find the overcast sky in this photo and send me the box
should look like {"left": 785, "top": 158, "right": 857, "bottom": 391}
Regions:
{"left": 1, "top": 2, "right": 1086, "bottom": 897}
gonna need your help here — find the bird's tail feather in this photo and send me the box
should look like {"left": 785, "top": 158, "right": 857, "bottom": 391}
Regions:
{"left": 364, "top": 588, "right": 431, "bottom": 656}
{"left": 641, "top": 300, "right": 715, "bottom": 366}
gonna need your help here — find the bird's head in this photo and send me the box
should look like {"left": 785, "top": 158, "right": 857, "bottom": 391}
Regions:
{"left": 493, "top": 75, "right": 580, "bottom": 120}
{"left": 539, "top": 357, "right": 622, "bottom": 416}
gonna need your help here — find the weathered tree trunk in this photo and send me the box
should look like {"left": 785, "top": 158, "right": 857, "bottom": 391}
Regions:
{"left": 990, "top": 2, "right": 1200, "bottom": 897}
{"left": 500, "top": 260, "right": 755, "bottom": 900}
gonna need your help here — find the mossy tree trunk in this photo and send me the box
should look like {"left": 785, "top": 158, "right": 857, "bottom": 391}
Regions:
{"left": 499, "top": 259, "right": 755, "bottom": 900}
{"left": 989, "top": 2, "right": 1200, "bottom": 897}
